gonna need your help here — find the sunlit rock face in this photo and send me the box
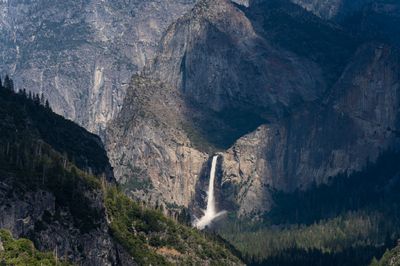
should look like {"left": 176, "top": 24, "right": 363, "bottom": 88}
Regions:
{"left": 107, "top": 0, "right": 400, "bottom": 219}
{"left": 106, "top": 0, "right": 326, "bottom": 210}
{"left": 2, "top": 0, "right": 399, "bottom": 221}
{"left": 106, "top": 75, "right": 209, "bottom": 208}
{"left": 0, "top": 0, "right": 196, "bottom": 133}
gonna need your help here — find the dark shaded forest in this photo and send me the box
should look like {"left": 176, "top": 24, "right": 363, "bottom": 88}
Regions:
{"left": 218, "top": 149, "right": 400, "bottom": 265}
{"left": 0, "top": 77, "right": 243, "bottom": 265}
{"left": 0, "top": 76, "right": 112, "bottom": 176}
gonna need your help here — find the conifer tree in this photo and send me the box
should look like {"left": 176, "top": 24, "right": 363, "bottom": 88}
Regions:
{"left": 45, "top": 99, "right": 51, "bottom": 110}
{"left": 34, "top": 93, "right": 40, "bottom": 105}
{"left": 4, "top": 75, "right": 14, "bottom": 91}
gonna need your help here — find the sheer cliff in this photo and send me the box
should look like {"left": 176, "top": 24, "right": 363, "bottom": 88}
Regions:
{"left": 0, "top": 0, "right": 196, "bottom": 133}
{"left": 106, "top": 0, "right": 326, "bottom": 209}
{"left": 222, "top": 43, "right": 400, "bottom": 216}
{"left": 106, "top": 0, "right": 400, "bottom": 219}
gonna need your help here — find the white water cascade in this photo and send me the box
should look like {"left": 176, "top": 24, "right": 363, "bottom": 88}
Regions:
{"left": 194, "top": 155, "right": 226, "bottom": 230}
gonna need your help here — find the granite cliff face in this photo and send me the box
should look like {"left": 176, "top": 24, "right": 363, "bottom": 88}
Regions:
{"left": 222, "top": 43, "right": 400, "bottom": 216}
{"left": 0, "top": 0, "right": 196, "bottom": 133}
{"left": 150, "top": 0, "right": 324, "bottom": 121}
{"left": 106, "top": 75, "right": 208, "bottom": 208}
{"left": 106, "top": 0, "right": 400, "bottom": 219}
{"left": 106, "top": 0, "right": 326, "bottom": 209}
{"left": 2, "top": 0, "right": 399, "bottom": 222}
{"left": 0, "top": 179, "right": 133, "bottom": 265}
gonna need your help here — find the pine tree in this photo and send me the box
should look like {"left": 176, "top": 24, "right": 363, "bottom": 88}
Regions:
{"left": 34, "top": 93, "right": 40, "bottom": 105}
{"left": 3, "top": 75, "right": 14, "bottom": 91}
{"left": 45, "top": 99, "right": 51, "bottom": 110}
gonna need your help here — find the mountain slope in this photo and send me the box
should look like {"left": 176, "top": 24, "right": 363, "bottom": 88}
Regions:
{"left": 0, "top": 85, "right": 131, "bottom": 264}
{"left": 106, "top": 0, "right": 400, "bottom": 217}
{"left": 0, "top": 82, "right": 242, "bottom": 265}
{"left": 218, "top": 148, "right": 400, "bottom": 264}
{"left": 106, "top": 0, "right": 331, "bottom": 210}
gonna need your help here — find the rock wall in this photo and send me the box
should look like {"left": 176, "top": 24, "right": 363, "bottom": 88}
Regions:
{"left": 0, "top": 0, "right": 197, "bottom": 133}
{"left": 107, "top": 0, "right": 400, "bottom": 219}
{"left": 106, "top": 0, "right": 324, "bottom": 210}
{"left": 221, "top": 43, "right": 400, "bottom": 216}
{"left": 0, "top": 177, "right": 136, "bottom": 265}
{"left": 106, "top": 76, "right": 208, "bottom": 208}
{"left": 2, "top": 0, "right": 399, "bottom": 221}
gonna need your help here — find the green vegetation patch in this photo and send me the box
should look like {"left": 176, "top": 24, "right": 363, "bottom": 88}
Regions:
{"left": 104, "top": 186, "right": 242, "bottom": 265}
{"left": 0, "top": 229, "right": 70, "bottom": 266}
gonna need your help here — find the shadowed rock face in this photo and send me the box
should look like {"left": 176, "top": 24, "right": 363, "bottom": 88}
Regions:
{"left": 289, "top": 0, "right": 369, "bottom": 20}
{"left": 105, "top": 0, "right": 331, "bottom": 210}
{"left": 2, "top": 0, "right": 399, "bottom": 221}
{"left": 0, "top": 0, "right": 196, "bottom": 133}
{"left": 0, "top": 88, "right": 136, "bottom": 265}
{"left": 222, "top": 43, "right": 400, "bottom": 216}
{"left": 107, "top": 0, "right": 400, "bottom": 218}
{"left": 151, "top": 0, "right": 324, "bottom": 119}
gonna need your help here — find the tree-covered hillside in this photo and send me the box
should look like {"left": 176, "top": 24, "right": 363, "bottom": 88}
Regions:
{"left": 0, "top": 75, "right": 112, "bottom": 177}
{"left": 0, "top": 77, "right": 242, "bottom": 265}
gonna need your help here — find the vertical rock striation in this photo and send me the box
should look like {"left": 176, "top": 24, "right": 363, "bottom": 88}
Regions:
{"left": 106, "top": 0, "right": 327, "bottom": 211}
{"left": 0, "top": 0, "right": 197, "bottom": 133}
{"left": 107, "top": 0, "right": 400, "bottom": 219}
{"left": 221, "top": 43, "right": 400, "bottom": 216}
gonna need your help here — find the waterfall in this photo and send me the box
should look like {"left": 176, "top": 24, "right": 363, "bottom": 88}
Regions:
{"left": 194, "top": 155, "right": 226, "bottom": 230}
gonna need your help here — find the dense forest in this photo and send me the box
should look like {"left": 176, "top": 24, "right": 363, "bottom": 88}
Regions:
{"left": 217, "top": 150, "right": 400, "bottom": 265}
{"left": 0, "top": 75, "right": 112, "bottom": 176}
{"left": 0, "top": 77, "right": 242, "bottom": 265}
